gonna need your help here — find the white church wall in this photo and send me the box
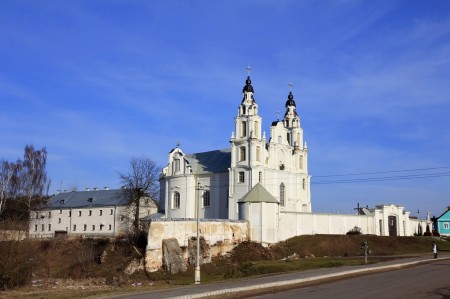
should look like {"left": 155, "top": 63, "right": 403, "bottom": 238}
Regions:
{"left": 261, "top": 202, "right": 279, "bottom": 244}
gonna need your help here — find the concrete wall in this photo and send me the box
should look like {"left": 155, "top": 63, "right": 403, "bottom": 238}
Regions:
{"left": 0, "top": 230, "right": 26, "bottom": 241}
{"left": 145, "top": 219, "right": 249, "bottom": 272}
{"left": 278, "top": 212, "right": 375, "bottom": 241}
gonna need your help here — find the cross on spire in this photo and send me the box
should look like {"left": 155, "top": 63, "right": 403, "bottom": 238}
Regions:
{"left": 276, "top": 111, "right": 280, "bottom": 120}
{"left": 176, "top": 140, "right": 180, "bottom": 148}
{"left": 246, "top": 65, "right": 251, "bottom": 76}
{"left": 288, "top": 82, "right": 293, "bottom": 91}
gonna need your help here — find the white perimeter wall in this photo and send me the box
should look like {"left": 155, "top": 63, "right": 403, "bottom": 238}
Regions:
{"left": 278, "top": 212, "right": 375, "bottom": 241}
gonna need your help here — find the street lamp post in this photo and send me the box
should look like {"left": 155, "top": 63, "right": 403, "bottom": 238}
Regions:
{"left": 195, "top": 182, "right": 201, "bottom": 284}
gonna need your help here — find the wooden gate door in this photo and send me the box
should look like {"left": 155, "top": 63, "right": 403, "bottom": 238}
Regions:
{"left": 388, "top": 216, "right": 397, "bottom": 236}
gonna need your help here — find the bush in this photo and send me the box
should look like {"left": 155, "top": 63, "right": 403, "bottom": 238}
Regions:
{"left": 0, "top": 241, "right": 36, "bottom": 290}
{"left": 346, "top": 226, "right": 362, "bottom": 235}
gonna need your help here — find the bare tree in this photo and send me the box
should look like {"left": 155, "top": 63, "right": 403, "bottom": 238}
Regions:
{"left": 0, "top": 145, "right": 50, "bottom": 231}
{"left": 0, "top": 161, "right": 13, "bottom": 216}
{"left": 22, "top": 145, "right": 50, "bottom": 215}
{"left": 118, "top": 156, "right": 159, "bottom": 236}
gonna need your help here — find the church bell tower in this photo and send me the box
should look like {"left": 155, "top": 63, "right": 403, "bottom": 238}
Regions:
{"left": 229, "top": 70, "right": 266, "bottom": 219}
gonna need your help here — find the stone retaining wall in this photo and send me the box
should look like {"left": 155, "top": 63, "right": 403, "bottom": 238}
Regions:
{"left": 145, "top": 219, "right": 249, "bottom": 272}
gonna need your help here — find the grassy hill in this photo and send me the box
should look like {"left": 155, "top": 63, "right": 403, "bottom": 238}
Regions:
{"left": 0, "top": 235, "right": 448, "bottom": 298}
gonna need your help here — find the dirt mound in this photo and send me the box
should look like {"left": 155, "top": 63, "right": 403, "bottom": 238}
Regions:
{"left": 230, "top": 241, "right": 273, "bottom": 262}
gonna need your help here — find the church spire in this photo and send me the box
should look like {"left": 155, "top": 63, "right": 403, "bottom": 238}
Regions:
{"left": 242, "top": 66, "right": 255, "bottom": 95}
{"left": 239, "top": 66, "right": 258, "bottom": 116}
{"left": 283, "top": 83, "right": 299, "bottom": 129}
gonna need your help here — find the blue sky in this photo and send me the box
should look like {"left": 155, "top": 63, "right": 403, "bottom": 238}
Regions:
{"left": 1, "top": 1, "right": 449, "bottom": 218}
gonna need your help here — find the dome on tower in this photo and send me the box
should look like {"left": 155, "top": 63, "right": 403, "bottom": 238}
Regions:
{"left": 242, "top": 76, "right": 254, "bottom": 93}
{"left": 285, "top": 91, "right": 296, "bottom": 107}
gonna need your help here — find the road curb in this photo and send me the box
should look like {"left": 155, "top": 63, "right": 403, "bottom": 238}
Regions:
{"left": 167, "top": 257, "right": 450, "bottom": 299}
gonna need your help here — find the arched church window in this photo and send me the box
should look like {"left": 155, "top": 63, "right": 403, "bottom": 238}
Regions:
{"left": 254, "top": 121, "right": 258, "bottom": 137}
{"left": 241, "top": 121, "right": 247, "bottom": 137}
{"left": 379, "top": 219, "right": 383, "bottom": 236}
{"left": 259, "top": 171, "right": 262, "bottom": 183}
{"left": 299, "top": 155, "right": 303, "bottom": 169}
{"left": 239, "top": 146, "right": 246, "bottom": 161}
{"left": 280, "top": 183, "right": 285, "bottom": 206}
{"left": 238, "top": 172, "right": 245, "bottom": 183}
{"left": 172, "top": 192, "right": 180, "bottom": 209}
{"left": 203, "top": 191, "right": 210, "bottom": 207}
{"left": 256, "top": 146, "right": 261, "bottom": 161}
{"left": 173, "top": 159, "right": 180, "bottom": 173}
{"left": 302, "top": 178, "right": 306, "bottom": 190}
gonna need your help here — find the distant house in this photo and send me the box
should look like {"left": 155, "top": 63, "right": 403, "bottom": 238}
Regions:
{"left": 437, "top": 207, "right": 450, "bottom": 236}
{"left": 29, "top": 188, "right": 158, "bottom": 239}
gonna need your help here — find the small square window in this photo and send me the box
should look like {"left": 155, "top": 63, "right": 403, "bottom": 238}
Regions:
{"left": 58, "top": 218, "right": 61, "bottom": 223}
{"left": 99, "top": 210, "right": 102, "bottom": 216}
{"left": 89, "top": 210, "right": 92, "bottom": 216}
{"left": 83, "top": 224, "right": 87, "bottom": 231}
{"left": 109, "top": 224, "right": 112, "bottom": 230}
{"left": 78, "top": 211, "right": 82, "bottom": 217}
{"left": 110, "top": 209, "right": 113, "bottom": 215}
{"left": 73, "top": 225, "right": 76, "bottom": 231}
{"left": 92, "top": 225, "right": 95, "bottom": 231}
{"left": 444, "top": 222, "right": 449, "bottom": 230}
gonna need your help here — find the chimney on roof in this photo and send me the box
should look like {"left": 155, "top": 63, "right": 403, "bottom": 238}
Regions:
{"left": 104, "top": 187, "right": 109, "bottom": 190}
{"left": 447, "top": 206, "right": 450, "bottom": 211}
{"left": 86, "top": 188, "right": 90, "bottom": 191}
{"left": 94, "top": 187, "right": 98, "bottom": 191}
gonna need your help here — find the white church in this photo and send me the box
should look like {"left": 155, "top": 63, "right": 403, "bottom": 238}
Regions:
{"left": 158, "top": 72, "right": 428, "bottom": 245}
{"left": 160, "top": 74, "right": 310, "bottom": 220}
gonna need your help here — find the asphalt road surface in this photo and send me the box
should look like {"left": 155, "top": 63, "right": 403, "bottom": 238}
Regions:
{"left": 246, "top": 259, "right": 450, "bottom": 299}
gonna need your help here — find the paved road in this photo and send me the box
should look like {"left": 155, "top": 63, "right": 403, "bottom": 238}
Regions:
{"left": 102, "top": 255, "right": 450, "bottom": 299}
{"left": 246, "top": 259, "right": 450, "bottom": 299}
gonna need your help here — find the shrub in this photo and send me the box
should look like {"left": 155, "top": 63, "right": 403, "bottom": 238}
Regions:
{"left": 346, "top": 226, "right": 362, "bottom": 235}
{"left": 0, "top": 240, "right": 36, "bottom": 290}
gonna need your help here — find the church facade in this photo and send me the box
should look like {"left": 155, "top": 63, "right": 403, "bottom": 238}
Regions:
{"left": 157, "top": 73, "right": 426, "bottom": 245}
{"left": 159, "top": 75, "right": 311, "bottom": 221}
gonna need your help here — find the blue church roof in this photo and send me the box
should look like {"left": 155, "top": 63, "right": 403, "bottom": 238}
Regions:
{"left": 185, "top": 148, "right": 231, "bottom": 174}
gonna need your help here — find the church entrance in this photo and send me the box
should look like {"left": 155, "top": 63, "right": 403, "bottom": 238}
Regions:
{"left": 388, "top": 216, "right": 397, "bottom": 236}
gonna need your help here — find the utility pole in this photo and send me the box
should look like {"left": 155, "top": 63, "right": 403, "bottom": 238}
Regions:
{"left": 195, "top": 182, "right": 201, "bottom": 284}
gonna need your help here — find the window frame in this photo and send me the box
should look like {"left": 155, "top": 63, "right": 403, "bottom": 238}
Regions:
{"left": 173, "top": 191, "right": 181, "bottom": 209}
{"left": 203, "top": 190, "right": 210, "bottom": 208}
{"left": 239, "top": 146, "right": 246, "bottom": 162}
{"left": 238, "top": 171, "right": 245, "bottom": 183}
{"left": 280, "top": 183, "right": 285, "bottom": 206}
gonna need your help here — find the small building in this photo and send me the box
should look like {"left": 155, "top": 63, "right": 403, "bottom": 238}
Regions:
{"left": 436, "top": 207, "right": 450, "bottom": 236}
{"left": 29, "top": 188, "right": 158, "bottom": 239}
